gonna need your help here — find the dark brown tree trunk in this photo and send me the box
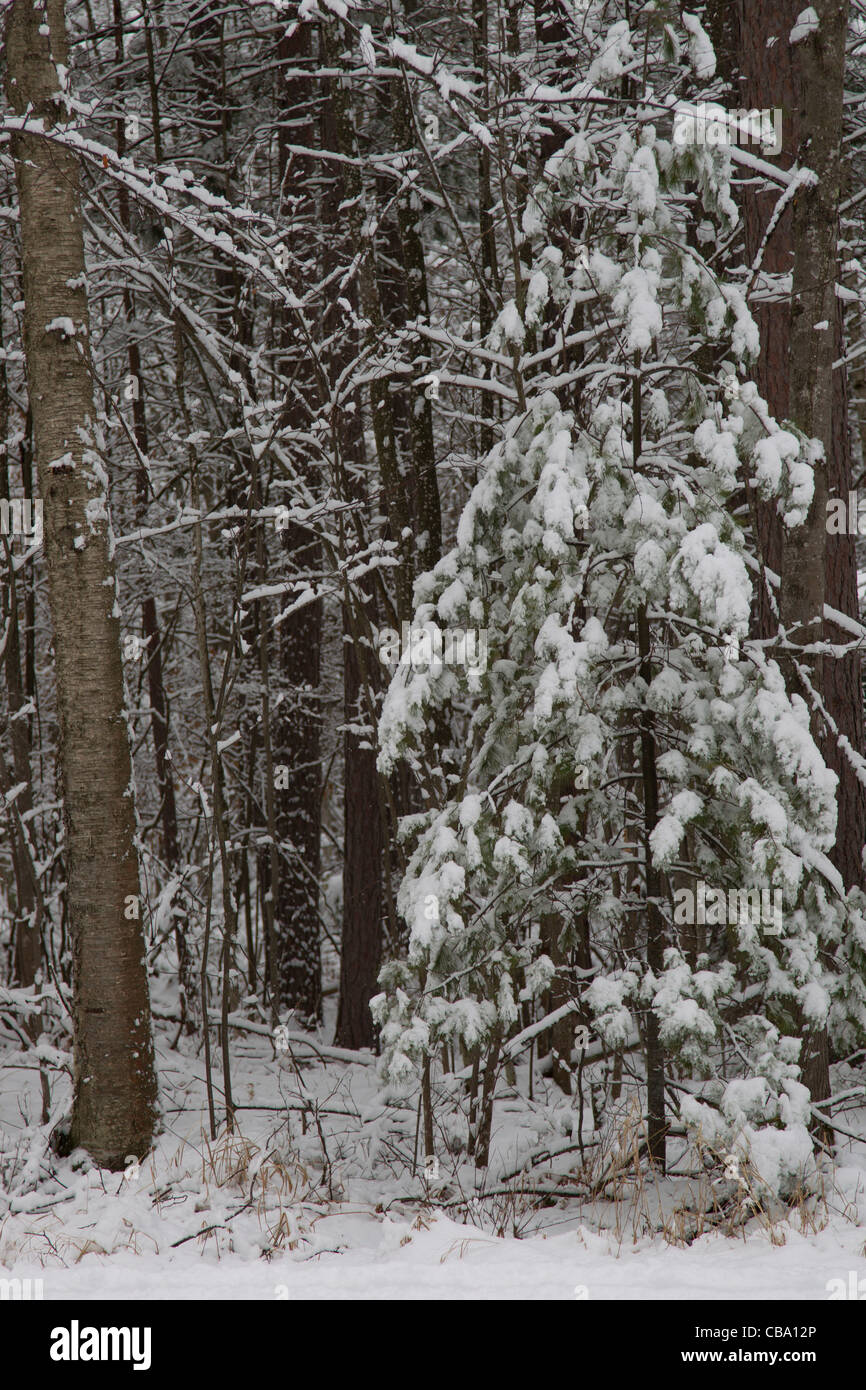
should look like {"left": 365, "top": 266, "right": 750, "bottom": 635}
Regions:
{"left": 320, "top": 12, "right": 413, "bottom": 622}
{"left": 112, "top": 0, "right": 179, "bottom": 877}
{"left": 272, "top": 22, "right": 324, "bottom": 1027}
{"left": 738, "top": 0, "right": 863, "bottom": 886}
{"left": 539, "top": 912, "right": 573, "bottom": 1095}
{"left": 736, "top": 0, "right": 799, "bottom": 642}
{"left": 782, "top": 0, "right": 850, "bottom": 1115}
{"left": 738, "top": 1, "right": 859, "bottom": 1121}
{"left": 317, "top": 53, "right": 386, "bottom": 1049}
{"left": 474, "top": 0, "right": 503, "bottom": 455}
{"left": 0, "top": 255, "right": 40, "bottom": 991}
{"left": 534, "top": 0, "right": 571, "bottom": 161}
{"left": 822, "top": 282, "right": 866, "bottom": 894}
{"left": 391, "top": 0, "right": 442, "bottom": 574}
{"left": 635, "top": 364, "right": 666, "bottom": 1171}
{"left": 336, "top": 593, "right": 383, "bottom": 1049}
{"left": 532, "top": 0, "right": 585, "bottom": 412}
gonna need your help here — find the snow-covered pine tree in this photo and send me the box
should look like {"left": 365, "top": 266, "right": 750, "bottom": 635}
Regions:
{"left": 374, "top": 6, "right": 866, "bottom": 1194}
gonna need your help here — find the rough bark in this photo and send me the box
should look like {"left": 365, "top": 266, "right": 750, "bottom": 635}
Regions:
{"left": 0, "top": 259, "right": 39, "bottom": 990}
{"left": 781, "top": 0, "right": 850, "bottom": 1114}
{"left": 272, "top": 21, "right": 323, "bottom": 1026}
{"left": 738, "top": 0, "right": 860, "bottom": 1118}
{"left": 635, "top": 365, "right": 666, "bottom": 1171}
{"left": 6, "top": 0, "right": 157, "bottom": 1167}
{"left": 112, "top": 0, "right": 179, "bottom": 876}
{"left": 738, "top": 0, "right": 864, "bottom": 892}
{"left": 318, "top": 61, "right": 386, "bottom": 1049}
{"left": 391, "top": 0, "right": 442, "bottom": 573}
{"left": 336, "top": 597, "right": 383, "bottom": 1049}
{"left": 736, "top": 0, "right": 800, "bottom": 640}
{"left": 320, "top": 12, "right": 413, "bottom": 621}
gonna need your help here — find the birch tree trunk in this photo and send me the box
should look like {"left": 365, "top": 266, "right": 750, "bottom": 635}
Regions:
{"left": 6, "top": 0, "right": 157, "bottom": 1167}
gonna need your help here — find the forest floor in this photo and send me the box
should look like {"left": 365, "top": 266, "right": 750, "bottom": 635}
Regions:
{"left": 2, "top": 975, "right": 866, "bottom": 1299}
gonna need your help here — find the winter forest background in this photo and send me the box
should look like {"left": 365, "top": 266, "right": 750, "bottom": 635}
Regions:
{"left": 2, "top": 0, "right": 866, "bottom": 1302}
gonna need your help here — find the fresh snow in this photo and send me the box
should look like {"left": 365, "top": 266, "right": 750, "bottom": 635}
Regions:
{"left": 2, "top": 1009, "right": 865, "bottom": 1300}
{"left": 791, "top": 9, "right": 820, "bottom": 44}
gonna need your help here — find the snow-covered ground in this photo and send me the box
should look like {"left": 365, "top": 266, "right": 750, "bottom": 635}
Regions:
{"left": 4, "top": 1214, "right": 866, "bottom": 1300}
{"left": 2, "top": 990, "right": 865, "bottom": 1300}
{"left": 3, "top": 1208, "right": 866, "bottom": 1301}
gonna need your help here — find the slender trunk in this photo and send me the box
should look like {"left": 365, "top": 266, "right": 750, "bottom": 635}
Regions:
{"left": 317, "top": 45, "right": 388, "bottom": 1047}
{"left": 336, "top": 586, "right": 382, "bottom": 1048}
{"left": 111, "top": 0, "right": 189, "bottom": 1031}
{"left": 0, "top": 261, "right": 39, "bottom": 989}
{"left": 635, "top": 361, "right": 666, "bottom": 1171}
{"left": 539, "top": 778, "right": 573, "bottom": 1094}
{"left": 539, "top": 910, "right": 573, "bottom": 1095}
{"left": 736, "top": 0, "right": 797, "bottom": 642}
{"left": 391, "top": 0, "right": 442, "bottom": 572}
{"left": 475, "top": 0, "right": 503, "bottom": 456}
{"left": 112, "top": 0, "right": 179, "bottom": 874}
{"left": 271, "top": 22, "right": 323, "bottom": 1026}
{"left": 475, "top": 1026, "right": 503, "bottom": 1169}
{"left": 532, "top": 0, "right": 584, "bottom": 410}
{"left": 252, "top": 456, "right": 279, "bottom": 1030}
{"left": 320, "top": 12, "right": 413, "bottom": 621}
{"left": 175, "top": 327, "right": 237, "bottom": 1130}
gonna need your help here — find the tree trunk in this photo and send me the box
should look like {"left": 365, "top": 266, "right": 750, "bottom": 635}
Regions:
{"left": 112, "top": 0, "right": 179, "bottom": 877}
{"left": 781, "top": 0, "right": 850, "bottom": 1116}
{"left": 336, "top": 593, "right": 383, "bottom": 1049}
{"left": 736, "top": 0, "right": 799, "bottom": 641}
{"left": 320, "top": 11, "right": 413, "bottom": 622}
{"left": 317, "top": 57, "right": 386, "bottom": 1049}
{"left": 738, "top": 0, "right": 858, "bottom": 1119}
{"left": 272, "top": 21, "right": 323, "bottom": 1026}
{"left": 739, "top": 0, "right": 865, "bottom": 885}
{"left": 635, "top": 364, "right": 666, "bottom": 1171}
{"left": 6, "top": 0, "right": 157, "bottom": 1168}
{"left": 0, "top": 261, "right": 40, "bottom": 991}
{"left": 390, "top": 0, "right": 442, "bottom": 574}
